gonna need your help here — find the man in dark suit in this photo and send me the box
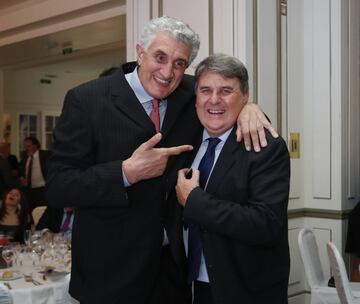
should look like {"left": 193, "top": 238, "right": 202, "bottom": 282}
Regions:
{"left": 0, "top": 143, "right": 19, "bottom": 198}
{"left": 0, "top": 142, "right": 20, "bottom": 179}
{"left": 175, "top": 54, "right": 290, "bottom": 304}
{"left": 36, "top": 207, "right": 74, "bottom": 235}
{"left": 345, "top": 202, "right": 360, "bottom": 281}
{"left": 46, "top": 17, "right": 276, "bottom": 304}
{"left": 20, "top": 136, "right": 51, "bottom": 210}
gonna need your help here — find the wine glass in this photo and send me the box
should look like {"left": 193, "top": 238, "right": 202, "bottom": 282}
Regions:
{"left": 2, "top": 247, "right": 15, "bottom": 268}
{"left": 31, "top": 231, "right": 42, "bottom": 247}
{"left": 24, "top": 229, "right": 32, "bottom": 248}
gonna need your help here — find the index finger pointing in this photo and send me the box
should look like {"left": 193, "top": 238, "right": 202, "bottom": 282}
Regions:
{"left": 162, "top": 145, "right": 193, "bottom": 156}
{"left": 137, "top": 133, "right": 162, "bottom": 151}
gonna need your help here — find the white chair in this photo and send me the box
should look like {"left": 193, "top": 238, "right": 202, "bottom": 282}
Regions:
{"left": 31, "top": 206, "right": 47, "bottom": 227}
{"left": 327, "top": 242, "right": 360, "bottom": 304}
{"left": 298, "top": 228, "right": 348, "bottom": 304}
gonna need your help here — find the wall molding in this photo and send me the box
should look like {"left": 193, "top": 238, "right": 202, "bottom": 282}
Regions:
{"left": 288, "top": 208, "right": 352, "bottom": 219}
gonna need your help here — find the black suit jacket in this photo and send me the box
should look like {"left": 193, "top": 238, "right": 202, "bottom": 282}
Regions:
{"left": 20, "top": 149, "right": 52, "bottom": 184}
{"left": 172, "top": 128, "right": 290, "bottom": 304}
{"left": 45, "top": 62, "right": 201, "bottom": 304}
{"left": 0, "top": 156, "right": 18, "bottom": 196}
{"left": 36, "top": 207, "right": 64, "bottom": 233}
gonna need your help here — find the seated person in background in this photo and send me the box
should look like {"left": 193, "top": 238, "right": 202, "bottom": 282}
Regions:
{"left": 0, "top": 187, "right": 31, "bottom": 243}
{"left": 36, "top": 207, "right": 74, "bottom": 240}
{"left": 346, "top": 201, "right": 360, "bottom": 282}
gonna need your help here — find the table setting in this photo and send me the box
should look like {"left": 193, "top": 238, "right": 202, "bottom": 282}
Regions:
{"left": 0, "top": 230, "right": 78, "bottom": 304}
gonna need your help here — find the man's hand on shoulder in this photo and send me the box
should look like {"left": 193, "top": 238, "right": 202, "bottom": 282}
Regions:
{"left": 236, "top": 103, "right": 278, "bottom": 152}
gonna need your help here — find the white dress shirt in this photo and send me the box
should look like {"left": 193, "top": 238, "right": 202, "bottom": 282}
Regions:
{"left": 183, "top": 127, "right": 233, "bottom": 282}
{"left": 27, "top": 150, "right": 46, "bottom": 188}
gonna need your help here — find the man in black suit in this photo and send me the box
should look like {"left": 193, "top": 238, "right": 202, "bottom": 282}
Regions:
{"left": 175, "top": 54, "right": 290, "bottom": 304}
{"left": 46, "top": 17, "right": 276, "bottom": 304}
{"left": 20, "top": 136, "right": 51, "bottom": 211}
{"left": 0, "top": 143, "right": 19, "bottom": 198}
{"left": 0, "top": 142, "right": 20, "bottom": 179}
{"left": 36, "top": 207, "right": 74, "bottom": 235}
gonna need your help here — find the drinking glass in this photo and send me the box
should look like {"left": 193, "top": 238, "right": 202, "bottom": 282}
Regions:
{"left": 24, "top": 229, "right": 32, "bottom": 248}
{"left": 2, "top": 247, "right": 15, "bottom": 268}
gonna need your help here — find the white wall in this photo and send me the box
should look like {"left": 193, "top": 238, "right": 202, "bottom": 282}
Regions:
{"left": 125, "top": 0, "right": 359, "bottom": 301}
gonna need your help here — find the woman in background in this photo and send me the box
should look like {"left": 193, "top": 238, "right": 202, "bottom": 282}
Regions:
{"left": 0, "top": 187, "right": 31, "bottom": 243}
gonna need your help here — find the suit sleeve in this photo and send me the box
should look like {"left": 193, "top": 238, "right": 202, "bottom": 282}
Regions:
{"left": 45, "top": 89, "right": 128, "bottom": 208}
{"left": 35, "top": 207, "right": 51, "bottom": 231}
{"left": 0, "top": 159, "right": 18, "bottom": 189}
{"left": 183, "top": 137, "right": 290, "bottom": 246}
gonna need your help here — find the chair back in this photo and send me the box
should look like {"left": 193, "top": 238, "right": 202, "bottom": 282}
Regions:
{"left": 298, "top": 228, "right": 327, "bottom": 287}
{"left": 32, "top": 206, "right": 47, "bottom": 227}
{"left": 327, "top": 242, "right": 356, "bottom": 304}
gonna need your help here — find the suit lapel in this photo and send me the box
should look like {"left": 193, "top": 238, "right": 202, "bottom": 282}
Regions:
{"left": 161, "top": 79, "right": 195, "bottom": 141}
{"left": 110, "top": 65, "right": 155, "bottom": 137}
{"left": 206, "top": 128, "right": 243, "bottom": 193}
{"left": 109, "top": 64, "right": 195, "bottom": 141}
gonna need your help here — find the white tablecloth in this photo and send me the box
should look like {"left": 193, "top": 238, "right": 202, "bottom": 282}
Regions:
{"left": 0, "top": 272, "right": 78, "bottom": 304}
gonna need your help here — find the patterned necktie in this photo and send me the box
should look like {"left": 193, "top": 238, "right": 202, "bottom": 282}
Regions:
{"left": 150, "top": 98, "right": 160, "bottom": 132}
{"left": 187, "top": 137, "right": 221, "bottom": 282}
{"left": 60, "top": 210, "right": 73, "bottom": 233}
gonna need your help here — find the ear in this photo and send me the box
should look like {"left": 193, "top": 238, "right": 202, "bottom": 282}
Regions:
{"left": 136, "top": 43, "right": 145, "bottom": 65}
{"left": 242, "top": 92, "right": 249, "bottom": 104}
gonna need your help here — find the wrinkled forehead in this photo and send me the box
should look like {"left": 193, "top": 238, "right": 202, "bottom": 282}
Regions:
{"left": 147, "top": 32, "right": 191, "bottom": 58}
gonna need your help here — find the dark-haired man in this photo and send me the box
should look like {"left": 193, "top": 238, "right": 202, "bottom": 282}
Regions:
{"left": 176, "top": 54, "right": 290, "bottom": 304}
{"left": 20, "top": 136, "right": 51, "bottom": 210}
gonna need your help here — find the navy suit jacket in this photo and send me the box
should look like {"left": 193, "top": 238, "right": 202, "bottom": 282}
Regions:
{"left": 172, "top": 128, "right": 290, "bottom": 304}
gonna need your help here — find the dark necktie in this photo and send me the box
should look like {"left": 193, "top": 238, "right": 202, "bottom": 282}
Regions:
{"left": 150, "top": 99, "right": 160, "bottom": 132}
{"left": 60, "top": 210, "right": 73, "bottom": 233}
{"left": 26, "top": 155, "right": 33, "bottom": 188}
{"left": 187, "top": 137, "right": 221, "bottom": 282}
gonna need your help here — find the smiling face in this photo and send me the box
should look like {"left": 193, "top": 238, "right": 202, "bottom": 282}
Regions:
{"left": 196, "top": 72, "right": 248, "bottom": 137}
{"left": 5, "top": 188, "right": 22, "bottom": 208}
{"left": 136, "top": 32, "right": 191, "bottom": 99}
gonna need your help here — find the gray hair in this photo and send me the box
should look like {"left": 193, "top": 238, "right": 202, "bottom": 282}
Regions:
{"left": 140, "top": 16, "right": 200, "bottom": 64}
{"left": 194, "top": 53, "right": 249, "bottom": 94}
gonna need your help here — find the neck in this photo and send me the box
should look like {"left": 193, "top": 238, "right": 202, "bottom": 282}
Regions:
{"left": 6, "top": 205, "right": 18, "bottom": 214}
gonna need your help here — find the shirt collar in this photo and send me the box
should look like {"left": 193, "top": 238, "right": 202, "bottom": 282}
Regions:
{"left": 202, "top": 127, "right": 233, "bottom": 143}
{"left": 32, "top": 150, "right": 39, "bottom": 158}
{"left": 125, "top": 67, "right": 153, "bottom": 104}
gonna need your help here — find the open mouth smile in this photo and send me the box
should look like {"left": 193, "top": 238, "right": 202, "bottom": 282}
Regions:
{"left": 207, "top": 109, "right": 225, "bottom": 115}
{"left": 154, "top": 75, "right": 172, "bottom": 85}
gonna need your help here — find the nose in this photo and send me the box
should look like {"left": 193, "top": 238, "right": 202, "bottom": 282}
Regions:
{"left": 161, "top": 62, "right": 174, "bottom": 78}
{"left": 209, "top": 91, "right": 220, "bottom": 104}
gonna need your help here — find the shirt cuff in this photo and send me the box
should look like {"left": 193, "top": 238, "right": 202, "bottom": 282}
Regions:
{"left": 122, "top": 168, "right": 131, "bottom": 187}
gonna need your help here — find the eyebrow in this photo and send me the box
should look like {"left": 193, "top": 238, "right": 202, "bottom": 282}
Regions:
{"left": 153, "top": 49, "right": 188, "bottom": 62}
{"left": 198, "top": 85, "right": 235, "bottom": 90}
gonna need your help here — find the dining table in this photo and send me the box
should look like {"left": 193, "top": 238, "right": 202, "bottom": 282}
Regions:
{"left": 0, "top": 259, "right": 79, "bottom": 304}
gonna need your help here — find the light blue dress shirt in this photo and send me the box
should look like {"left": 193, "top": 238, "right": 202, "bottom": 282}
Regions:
{"left": 60, "top": 209, "right": 74, "bottom": 241}
{"left": 122, "top": 67, "right": 168, "bottom": 187}
{"left": 124, "top": 68, "right": 169, "bottom": 245}
{"left": 183, "top": 127, "right": 233, "bottom": 283}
